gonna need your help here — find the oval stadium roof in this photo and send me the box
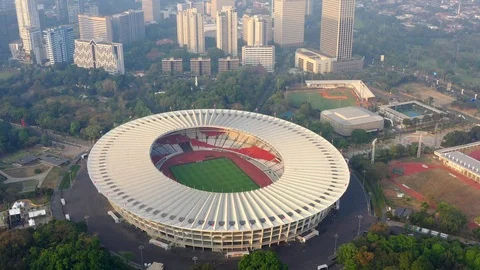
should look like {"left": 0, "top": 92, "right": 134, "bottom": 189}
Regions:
{"left": 87, "top": 109, "right": 350, "bottom": 232}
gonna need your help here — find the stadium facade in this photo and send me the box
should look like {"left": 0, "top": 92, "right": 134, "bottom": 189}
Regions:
{"left": 88, "top": 109, "right": 349, "bottom": 251}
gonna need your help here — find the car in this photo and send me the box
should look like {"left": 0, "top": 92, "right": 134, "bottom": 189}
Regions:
{"left": 317, "top": 264, "right": 328, "bottom": 270}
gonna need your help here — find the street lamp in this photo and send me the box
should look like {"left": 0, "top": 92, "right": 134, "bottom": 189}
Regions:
{"left": 68, "top": 169, "right": 72, "bottom": 188}
{"left": 333, "top": 234, "right": 339, "bottom": 255}
{"left": 357, "top": 215, "right": 363, "bottom": 236}
{"left": 84, "top": 215, "right": 89, "bottom": 227}
{"left": 139, "top": 245, "right": 144, "bottom": 267}
{"left": 192, "top": 256, "right": 198, "bottom": 264}
{"left": 362, "top": 170, "right": 366, "bottom": 187}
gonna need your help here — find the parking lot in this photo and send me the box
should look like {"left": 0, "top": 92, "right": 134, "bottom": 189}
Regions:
{"left": 55, "top": 159, "right": 375, "bottom": 269}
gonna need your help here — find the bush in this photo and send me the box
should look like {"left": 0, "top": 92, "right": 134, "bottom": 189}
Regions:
{"left": 34, "top": 168, "right": 43, "bottom": 174}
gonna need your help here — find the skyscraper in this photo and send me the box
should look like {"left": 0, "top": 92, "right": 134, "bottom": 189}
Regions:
{"left": 74, "top": 39, "right": 125, "bottom": 74}
{"left": 56, "top": 0, "right": 68, "bottom": 22}
{"left": 211, "top": 0, "right": 234, "bottom": 20}
{"left": 112, "top": 10, "right": 145, "bottom": 45}
{"left": 177, "top": 8, "right": 204, "bottom": 53}
{"left": 216, "top": 6, "right": 237, "bottom": 57}
{"left": 273, "top": 0, "right": 305, "bottom": 48}
{"left": 320, "top": 0, "right": 355, "bottom": 60}
{"left": 0, "top": 9, "right": 19, "bottom": 60}
{"left": 43, "top": 25, "right": 74, "bottom": 64}
{"left": 242, "top": 14, "right": 272, "bottom": 46}
{"left": 78, "top": 14, "right": 113, "bottom": 42}
{"left": 142, "top": 0, "right": 161, "bottom": 23}
{"left": 15, "top": 0, "right": 40, "bottom": 51}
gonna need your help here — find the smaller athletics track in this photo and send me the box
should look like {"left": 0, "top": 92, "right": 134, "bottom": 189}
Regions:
{"left": 160, "top": 150, "right": 273, "bottom": 189}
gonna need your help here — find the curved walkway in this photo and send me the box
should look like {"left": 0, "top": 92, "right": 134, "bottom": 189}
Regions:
{"left": 1, "top": 166, "right": 53, "bottom": 187}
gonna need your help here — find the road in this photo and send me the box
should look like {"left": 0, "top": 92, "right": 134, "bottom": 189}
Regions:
{"left": 54, "top": 159, "right": 375, "bottom": 270}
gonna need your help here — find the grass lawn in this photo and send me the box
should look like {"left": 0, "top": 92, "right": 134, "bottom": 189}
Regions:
{"left": 3, "top": 164, "right": 50, "bottom": 178}
{"left": 286, "top": 90, "right": 357, "bottom": 111}
{"left": 59, "top": 165, "right": 81, "bottom": 190}
{"left": 42, "top": 167, "right": 62, "bottom": 189}
{"left": 170, "top": 157, "right": 258, "bottom": 193}
{"left": 5, "top": 179, "right": 38, "bottom": 193}
{"left": 0, "top": 68, "right": 19, "bottom": 80}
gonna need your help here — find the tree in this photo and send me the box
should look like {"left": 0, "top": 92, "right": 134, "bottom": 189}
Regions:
{"left": 70, "top": 121, "right": 81, "bottom": 135}
{"left": 238, "top": 251, "right": 288, "bottom": 270}
{"left": 337, "top": 243, "right": 358, "bottom": 270}
{"left": 350, "top": 129, "right": 369, "bottom": 145}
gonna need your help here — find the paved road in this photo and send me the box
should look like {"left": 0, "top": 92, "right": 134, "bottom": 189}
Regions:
{"left": 56, "top": 159, "right": 375, "bottom": 270}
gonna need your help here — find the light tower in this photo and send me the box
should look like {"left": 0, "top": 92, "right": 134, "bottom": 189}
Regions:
{"left": 417, "top": 133, "right": 423, "bottom": 158}
{"left": 371, "top": 138, "right": 377, "bottom": 164}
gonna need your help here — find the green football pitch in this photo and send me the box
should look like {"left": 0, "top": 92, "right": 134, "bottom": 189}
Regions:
{"left": 170, "top": 157, "right": 259, "bottom": 193}
{"left": 286, "top": 90, "right": 357, "bottom": 111}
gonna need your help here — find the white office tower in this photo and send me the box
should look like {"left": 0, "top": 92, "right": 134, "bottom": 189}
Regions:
{"left": 273, "top": 0, "right": 305, "bottom": 48}
{"left": 142, "top": 0, "right": 161, "bottom": 22}
{"left": 320, "top": 0, "right": 355, "bottom": 60}
{"left": 241, "top": 45, "right": 275, "bottom": 72}
{"left": 74, "top": 40, "right": 125, "bottom": 74}
{"left": 216, "top": 6, "right": 237, "bottom": 57}
{"left": 15, "top": 0, "right": 43, "bottom": 63}
{"left": 43, "top": 25, "right": 74, "bottom": 65}
{"left": 112, "top": 10, "right": 145, "bottom": 45}
{"left": 242, "top": 14, "right": 272, "bottom": 46}
{"left": 211, "top": 0, "right": 234, "bottom": 20}
{"left": 177, "top": 8, "right": 205, "bottom": 53}
{"left": 78, "top": 14, "right": 113, "bottom": 42}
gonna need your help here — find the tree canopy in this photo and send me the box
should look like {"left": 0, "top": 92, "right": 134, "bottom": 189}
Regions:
{"left": 337, "top": 223, "right": 480, "bottom": 270}
{"left": 0, "top": 219, "right": 129, "bottom": 270}
{"left": 238, "top": 250, "right": 288, "bottom": 270}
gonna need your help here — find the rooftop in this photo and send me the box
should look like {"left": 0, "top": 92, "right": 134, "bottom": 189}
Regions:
{"left": 321, "top": 106, "right": 384, "bottom": 126}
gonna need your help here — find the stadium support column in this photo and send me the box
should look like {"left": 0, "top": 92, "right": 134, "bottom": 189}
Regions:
{"left": 371, "top": 138, "right": 377, "bottom": 164}
{"left": 335, "top": 200, "right": 340, "bottom": 210}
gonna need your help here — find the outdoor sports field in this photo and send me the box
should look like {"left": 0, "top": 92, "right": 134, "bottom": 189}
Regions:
{"left": 285, "top": 88, "right": 357, "bottom": 111}
{"left": 170, "top": 157, "right": 259, "bottom": 192}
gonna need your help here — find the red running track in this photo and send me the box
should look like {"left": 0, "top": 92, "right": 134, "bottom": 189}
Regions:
{"left": 470, "top": 150, "right": 480, "bottom": 161}
{"left": 159, "top": 150, "right": 273, "bottom": 188}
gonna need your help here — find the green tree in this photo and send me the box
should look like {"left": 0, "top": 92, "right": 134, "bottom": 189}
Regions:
{"left": 70, "top": 121, "right": 81, "bottom": 135}
{"left": 350, "top": 129, "right": 369, "bottom": 144}
{"left": 337, "top": 243, "right": 358, "bottom": 270}
{"left": 238, "top": 251, "right": 288, "bottom": 270}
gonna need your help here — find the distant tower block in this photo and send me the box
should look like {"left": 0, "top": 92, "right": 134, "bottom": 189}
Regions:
{"left": 195, "top": 76, "right": 198, "bottom": 87}
{"left": 475, "top": 94, "right": 478, "bottom": 100}
{"left": 461, "top": 89, "right": 464, "bottom": 95}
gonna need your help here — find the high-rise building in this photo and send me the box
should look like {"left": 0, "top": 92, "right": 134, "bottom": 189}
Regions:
{"left": 242, "top": 14, "right": 272, "bottom": 46}
{"left": 0, "top": 9, "right": 19, "bottom": 60}
{"left": 218, "top": 56, "right": 239, "bottom": 73}
{"left": 320, "top": 0, "right": 355, "bottom": 60}
{"left": 190, "top": 57, "right": 211, "bottom": 76}
{"left": 142, "top": 0, "right": 161, "bottom": 23}
{"left": 15, "top": 0, "right": 40, "bottom": 51}
{"left": 56, "top": 0, "right": 68, "bottom": 22}
{"left": 78, "top": 14, "right": 113, "bottom": 42}
{"left": 190, "top": 1, "right": 204, "bottom": 15}
{"left": 43, "top": 25, "right": 74, "bottom": 65}
{"left": 177, "top": 8, "right": 204, "bottom": 53}
{"left": 241, "top": 45, "right": 275, "bottom": 72}
{"left": 216, "top": 6, "right": 237, "bottom": 57}
{"left": 74, "top": 39, "right": 125, "bottom": 74}
{"left": 67, "top": 2, "right": 78, "bottom": 23}
{"left": 112, "top": 10, "right": 145, "bottom": 45}
{"left": 1, "top": 0, "right": 15, "bottom": 10}
{"left": 305, "top": 0, "right": 312, "bottom": 16}
{"left": 161, "top": 57, "right": 183, "bottom": 74}
{"left": 14, "top": 0, "right": 44, "bottom": 63}
{"left": 273, "top": 0, "right": 305, "bottom": 48}
{"left": 211, "top": 0, "right": 234, "bottom": 20}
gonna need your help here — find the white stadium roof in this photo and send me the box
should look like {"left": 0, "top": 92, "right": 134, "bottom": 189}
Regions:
{"left": 88, "top": 109, "right": 349, "bottom": 232}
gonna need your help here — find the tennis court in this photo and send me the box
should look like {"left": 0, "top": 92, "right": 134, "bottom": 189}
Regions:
{"left": 170, "top": 157, "right": 259, "bottom": 192}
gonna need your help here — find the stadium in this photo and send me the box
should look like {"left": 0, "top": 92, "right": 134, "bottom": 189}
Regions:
{"left": 87, "top": 109, "right": 349, "bottom": 252}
